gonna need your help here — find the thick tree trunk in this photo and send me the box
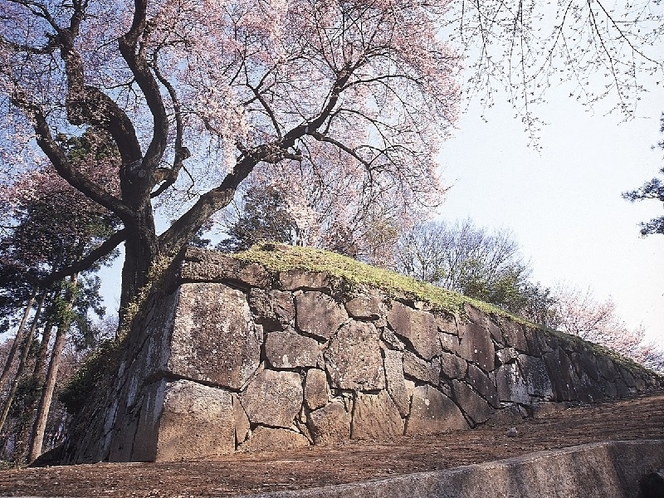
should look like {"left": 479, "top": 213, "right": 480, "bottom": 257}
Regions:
{"left": 27, "top": 275, "right": 78, "bottom": 463}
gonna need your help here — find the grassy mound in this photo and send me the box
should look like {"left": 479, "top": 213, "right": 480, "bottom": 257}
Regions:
{"left": 231, "top": 242, "right": 503, "bottom": 319}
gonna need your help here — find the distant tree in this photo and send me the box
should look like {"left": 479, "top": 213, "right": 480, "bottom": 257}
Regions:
{"left": 219, "top": 177, "right": 408, "bottom": 265}
{"left": 217, "top": 184, "right": 298, "bottom": 253}
{"left": 0, "top": 132, "right": 119, "bottom": 463}
{"left": 548, "top": 286, "right": 664, "bottom": 372}
{"left": 393, "top": 220, "right": 548, "bottom": 315}
{"left": 623, "top": 115, "right": 664, "bottom": 236}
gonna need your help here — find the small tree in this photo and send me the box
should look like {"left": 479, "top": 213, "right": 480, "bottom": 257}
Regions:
{"left": 217, "top": 184, "right": 298, "bottom": 252}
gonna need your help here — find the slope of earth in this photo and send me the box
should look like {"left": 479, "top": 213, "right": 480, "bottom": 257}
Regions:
{"left": 1, "top": 390, "right": 663, "bottom": 498}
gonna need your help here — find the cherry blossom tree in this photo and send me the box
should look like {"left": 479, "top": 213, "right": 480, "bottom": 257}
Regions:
{"left": 547, "top": 286, "right": 664, "bottom": 372}
{"left": 0, "top": 0, "right": 459, "bottom": 318}
{"left": 1, "top": 0, "right": 661, "bottom": 324}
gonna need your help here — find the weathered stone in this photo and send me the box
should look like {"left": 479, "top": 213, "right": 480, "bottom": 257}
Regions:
{"left": 387, "top": 302, "right": 442, "bottom": 360}
{"left": 488, "top": 404, "right": 527, "bottom": 426}
{"left": 240, "top": 369, "right": 303, "bottom": 428}
{"left": 440, "top": 332, "right": 460, "bottom": 354}
{"left": 295, "top": 291, "right": 348, "bottom": 340}
{"left": 249, "top": 288, "right": 295, "bottom": 330}
{"left": 307, "top": 401, "right": 352, "bottom": 444}
{"left": 523, "top": 326, "right": 551, "bottom": 355}
{"left": 439, "top": 351, "right": 467, "bottom": 380}
{"left": 182, "top": 247, "right": 271, "bottom": 287}
{"left": 265, "top": 329, "right": 321, "bottom": 369}
{"left": 382, "top": 328, "right": 406, "bottom": 351}
{"left": 463, "top": 304, "right": 485, "bottom": 327}
{"left": 498, "top": 317, "right": 529, "bottom": 352}
{"left": 280, "top": 269, "right": 331, "bottom": 291}
{"left": 572, "top": 349, "right": 601, "bottom": 382}
{"left": 466, "top": 363, "right": 499, "bottom": 408}
{"left": 304, "top": 368, "right": 330, "bottom": 411}
{"left": 155, "top": 380, "right": 234, "bottom": 461}
{"left": 383, "top": 349, "right": 411, "bottom": 417}
{"left": 403, "top": 351, "right": 441, "bottom": 385}
{"left": 619, "top": 366, "right": 637, "bottom": 388}
{"left": 233, "top": 394, "right": 251, "bottom": 445}
{"left": 324, "top": 321, "right": 385, "bottom": 390}
{"left": 170, "top": 283, "right": 261, "bottom": 390}
{"left": 452, "top": 380, "right": 493, "bottom": 426}
{"left": 520, "top": 354, "right": 554, "bottom": 400}
{"left": 603, "top": 380, "right": 618, "bottom": 398}
{"left": 495, "top": 363, "right": 531, "bottom": 404}
{"left": 486, "top": 319, "right": 504, "bottom": 345}
{"left": 405, "top": 385, "right": 468, "bottom": 435}
{"left": 345, "top": 292, "right": 384, "bottom": 320}
{"left": 238, "top": 427, "right": 310, "bottom": 452}
{"left": 458, "top": 322, "right": 496, "bottom": 372}
{"left": 544, "top": 347, "right": 577, "bottom": 401}
{"left": 436, "top": 313, "right": 458, "bottom": 335}
{"left": 596, "top": 354, "right": 618, "bottom": 382}
{"left": 352, "top": 391, "right": 404, "bottom": 439}
{"left": 497, "top": 347, "right": 521, "bottom": 365}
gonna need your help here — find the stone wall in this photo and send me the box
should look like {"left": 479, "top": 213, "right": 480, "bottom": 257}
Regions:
{"left": 61, "top": 248, "right": 662, "bottom": 463}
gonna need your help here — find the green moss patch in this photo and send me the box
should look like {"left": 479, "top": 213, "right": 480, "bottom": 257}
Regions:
{"left": 232, "top": 243, "right": 505, "bottom": 318}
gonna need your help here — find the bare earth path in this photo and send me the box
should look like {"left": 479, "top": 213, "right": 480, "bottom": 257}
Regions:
{"left": 1, "top": 390, "right": 663, "bottom": 497}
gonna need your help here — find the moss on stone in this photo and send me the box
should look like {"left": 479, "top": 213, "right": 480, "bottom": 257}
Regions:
{"left": 232, "top": 243, "right": 506, "bottom": 319}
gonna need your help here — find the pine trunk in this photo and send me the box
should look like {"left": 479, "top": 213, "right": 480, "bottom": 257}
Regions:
{"left": 27, "top": 275, "right": 78, "bottom": 463}
{"left": 0, "top": 292, "right": 36, "bottom": 392}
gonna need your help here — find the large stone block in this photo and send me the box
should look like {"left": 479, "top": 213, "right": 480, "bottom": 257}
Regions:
{"left": 249, "top": 288, "right": 295, "bottom": 330}
{"left": 280, "top": 269, "right": 332, "bottom": 291}
{"left": 240, "top": 369, "right": 303, "bottom": 428}
{"left": 344, "top": 291, "right": 384, "bottom": 320}
{"left": 452, "top": 380, "right": 493, "bottom": 426}
{"left": 498, "top": 317, "right": 529, "bottom": 352}
{"left": 387, "top": 302, "right": 442, "bottom": 360}
{"left": 466, "top": 363, "right": 498, "bottom": 408}
{"left": 304, "top": 368, "right": 330, "bottom": 411}
{"left": 383, "top": 348, "right": 411, "bottom": 417}
{"left": 155, "top": 380, "right": 234, "bottom": 461}
{"left": 265, "top": 329, "right": 321, "bottom": 369}
{"left": 295, "top": 291, "right": 348, "bottom": 340}
{"left": 520, "top": 354, "right": 554, "bottom": 400}
{"left": 307, "top": 401, "right": 352, "bottom": 444}
{"left": 405, "top": 385, "right": 468, "bottom": 435}
{"left": 458, "top": 322, "right": 496, "bottom": 372}
{"left": 170, "top": 283, "right": 261, "bottom": 390}
{"left": 181, "top": 248, "right": 271, "bottom": 287}
{"left": 324, "top": 321, "right": 385, "bottom": 390}
{"left": 544, "top": 347, "right": 577, "bottom": 401}
{"left": 440, "top": 351, "right": 468, "bottom": 380}
{"left": 495, "top": 362, "right": 531, "bottom": 404}
{"left": 403, "top": 351, "right": 441, "bottom": 385}
{"left": 352, "top": 391, "right": 404, "bottom": 439}
{"left": 238, "top": 427, "right": 310, "bottom": 452}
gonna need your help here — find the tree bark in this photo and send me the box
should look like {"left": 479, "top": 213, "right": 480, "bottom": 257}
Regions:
{"left": 0, "top": 292, "right": 36, "bottom": 393}
{"left": 0, "top": 292, "right": 46, "bottom": 437}
{"left": 27, "top": 275, "right": 78, "bottom": 463}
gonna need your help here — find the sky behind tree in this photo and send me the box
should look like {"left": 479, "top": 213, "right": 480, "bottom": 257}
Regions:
{"left": 439, "top": 84, "right": 664, "bottom": 347}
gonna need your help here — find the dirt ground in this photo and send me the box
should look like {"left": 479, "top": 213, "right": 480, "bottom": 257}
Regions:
{"left": 1, "top": 390, "right": 663, "bottom": 498}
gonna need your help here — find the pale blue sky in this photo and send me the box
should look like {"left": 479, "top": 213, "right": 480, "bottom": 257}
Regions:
{"left": 438, "top": 85, "right": 664, "bottom": 347}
